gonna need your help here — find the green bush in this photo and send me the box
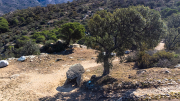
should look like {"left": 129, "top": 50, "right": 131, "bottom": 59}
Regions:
{"left": 44, "top": 40, "right": 55, "bottom": 46}
{"left": 152, "top": 51, "right": 173, "bottom": 61}
{"left": 20, "top": 40, "right": 40, "bottom": 56}
{"left": 36, "top": 35, "right": 45, "bottom": 42}
{"left": 136, "top": 51, "right": 153, "bottom": 69}
{"left": 136, "top": 50, "right": 174, "bottom": 69}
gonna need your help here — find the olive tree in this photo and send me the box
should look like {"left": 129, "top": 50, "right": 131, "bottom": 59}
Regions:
{"left": 87, "top": 6, "right": 167, "bottom": 75}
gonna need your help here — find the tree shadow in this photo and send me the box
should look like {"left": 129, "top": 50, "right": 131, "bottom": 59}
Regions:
{"left": 39, "top": 75, "right": 119, "bottom": 101}
{"left": 56, "top": 48, "right": 74, "bottom": 55}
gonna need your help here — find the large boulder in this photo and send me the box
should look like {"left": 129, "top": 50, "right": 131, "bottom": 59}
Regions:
{"left": 18, "top": 56, "right": 26, "bottom": 61}
{"left": 0, "top": 60, "right": 9, "bottom": 68}
{"left": 65, "top": 63, "right": 85, "bottom": 86}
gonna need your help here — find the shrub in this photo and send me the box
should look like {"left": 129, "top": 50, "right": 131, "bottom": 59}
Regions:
{"left": 152, "top": 51, "right": 173, "bottom": 61}
{"left": 20, "top": 40, "right": 40, "bottom": 56}
{"left": 36, "top": 35, "right": 45, "bottom": 43}
{"left": 136, "top": 50, "right": 174, "bottom": 69}
{"left": 126, "top": 52, "right": 138, "bottom": 62}
{"left": 44, "top": 40, "right": 55, "bottom": 46}
{"left": 53, "top": 41, "right": 65, "bottom": 52}
{"left": 156, "top": 59, "right": 171, "bottom": 68}
{"left": 136, "top": 51, "right": 153, "bottom": 69}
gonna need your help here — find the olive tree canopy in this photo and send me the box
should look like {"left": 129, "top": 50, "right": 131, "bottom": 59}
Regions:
{"left": 87, "top": 6, "right": 167, "bottom": 75}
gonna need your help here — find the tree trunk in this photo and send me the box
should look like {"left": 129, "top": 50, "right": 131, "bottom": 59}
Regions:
{"left": 103, "top": 55, "right": 110, "bottom": 76}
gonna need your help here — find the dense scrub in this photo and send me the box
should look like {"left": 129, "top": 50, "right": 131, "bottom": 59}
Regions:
{"left": 126, "top": 50, "right": 180, "bottom": 69}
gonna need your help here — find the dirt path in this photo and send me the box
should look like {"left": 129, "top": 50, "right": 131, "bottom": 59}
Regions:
{"left": 0, "top": 48, "right": 119, "bottom": 101}
{"left": 154, "top": 41, "right": 165, "bottom": 50}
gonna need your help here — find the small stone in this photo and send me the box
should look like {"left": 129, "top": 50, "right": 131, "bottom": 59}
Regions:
{"left": 165, "top": 70, "right": 170, "bottom": 73}
{"left": 69, "top": 57, "right": 73, "bottom": 59}
{"left": 174, "top": 64, "right": 180, "bottom": 68}
{"left": 86, "top": 69, "right": 90, "bottom": 72}
{"left": 136, "top": 70, "right": 146, "bottom": 74}
{"left": 164, "top": 78, "right": 168, "bottom": 81}
{"left": 10, "top": 74, "right": 20, "bottom": 79}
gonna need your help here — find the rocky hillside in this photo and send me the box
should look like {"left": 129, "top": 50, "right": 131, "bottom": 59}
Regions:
{"left": 37, "top": 0, "right": 73, "bottom": 6}
{"left": 0, "top": 0, "right": 73, "bottom": 16}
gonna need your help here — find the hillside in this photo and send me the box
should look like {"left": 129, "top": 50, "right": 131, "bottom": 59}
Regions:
{"left": 0, "top": 0, "right": 73, "bottom": 16}
{"left": 1, "top": 0, "right": 180, "bottom": 60}
{"left": 2, "top": 0, "right": 180, "bottom": 100}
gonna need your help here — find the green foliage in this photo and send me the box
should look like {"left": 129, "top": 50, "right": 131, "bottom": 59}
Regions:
{"left": 87, "top": 5, "right": 166, "bottom": 75}
{"left": 0, "top": 17, "right": 9, "bottom": 33}
{"left": 59, "top": 22, "right": 85, "bottom": 48}
{"left": 20, "top": 40, "right": 40, "bottom": 56}
{"left": 36, "top": 35, "right": 45, "bottom": 42}
{"left": 165, "top": 28, "right": 180, "bottom": 50}
{"left": 167, "top": 14, "right": 180, "bottom": 28}
{"left": 136, "top": 50, "right": 174, "bottom": 69}
{"left": 161, "top": 8, "right": 178, "bottom": 18}
{"left": 32, "top": 29, "right": 59, "bottom": 43}
{"left": 16, "top": 36, "right": 30, "bottom": 47}
{"left": 177, "top": 1, "right": 180, "bottom": 6}
{"left": 152, "top": 51, "right": 173, "bottom": 60}
{"left": 136, "top": 51, "right": 153, "bottom": 69}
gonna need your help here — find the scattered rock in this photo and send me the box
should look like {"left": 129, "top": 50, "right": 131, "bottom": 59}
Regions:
{"left": 86, "top": 69, "right": 90, "bottom": 72}
{"left": 77, "top": 58, "right": 85, "bottom": 61}
{"left": 7, "top": 57, "right": 15, "bottom": 61}
{"left": 10, "top": 74, "right": 19, "bottom": 79}
{"left": 25, "top": 55, "right": 36, "bottom": 59}
{"left": 72, "top": 44, "right": 80, "bottom": 48}
{"left": 165, "top": 70, "right": 170, "bottom": 73}
{"left": 65, "top": 64, "right": 85, "bottom": 87}
{"left": 164, "top": 78, "right": 168, "bottom": 81}
{"left": 0, "top": 60, "right": 9, "bottom": 68}
{"left": 30, "top": 60, "right": 33, "bottom": 62}
{"left": 174, "top": 64, "right": 180, "bottom": 68}
{"left": 69, "top": 57, "right": 73, "bottom": 59}
{"left": 80, "top": 45, "right": 87, "bottom": 49}
{"left": 18, "top": 56, "right": 26, "bottom": 62}
{"left": 171, "top": 81, "right": 178, "bottom": 85}
{"left": 136, "top": 70, "right": 146, "bottom": 74}
{"left": 91, "top": 57, "right": 96, "bottom": 60}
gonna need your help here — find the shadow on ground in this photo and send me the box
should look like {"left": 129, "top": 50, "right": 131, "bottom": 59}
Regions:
{"left": 38, "top": 76, "right": 139, "bottom": 101}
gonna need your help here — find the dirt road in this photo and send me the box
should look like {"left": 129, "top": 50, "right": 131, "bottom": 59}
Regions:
{"left": 154, "top": 41, "right": 165, "bottom": 50}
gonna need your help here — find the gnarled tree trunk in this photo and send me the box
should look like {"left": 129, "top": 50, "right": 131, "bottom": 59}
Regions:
{"left": 103, "top": 54, "right": 110, "bottom": 76}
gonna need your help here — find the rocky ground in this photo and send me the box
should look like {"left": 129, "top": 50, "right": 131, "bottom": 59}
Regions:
{"left": 1, "top": 42, "right": 180, "bottom": 101}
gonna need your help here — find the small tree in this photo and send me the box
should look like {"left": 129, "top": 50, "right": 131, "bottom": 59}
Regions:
{"left": 0, "top": 17, "right": 9, "bottom": 33}
{"left": 59, "top": 22, "right": 85, "bottom": 48}
{"left": 87, "top": 6, "right": 167, "bottom": 75}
